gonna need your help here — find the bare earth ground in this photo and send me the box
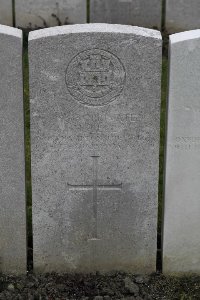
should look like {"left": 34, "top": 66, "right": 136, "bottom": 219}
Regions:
{"left": 0, "top": 272, "right": 200, "bottom": 299}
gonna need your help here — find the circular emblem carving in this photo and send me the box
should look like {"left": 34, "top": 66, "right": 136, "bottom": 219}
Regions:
{"left": 66, "top": 49, "right": 126, "bottom": 106}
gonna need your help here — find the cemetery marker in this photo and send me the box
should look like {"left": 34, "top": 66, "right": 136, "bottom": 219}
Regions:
{"left": 166, "top": 0, "right": 200, "bottom": 33}
{"left": 15, "top": 0, "right": 87, "bottom": 28}
{"left": 0, "top": 25, "right": 26, "bottom": 274}
{"left": 163, "top": 29, "right": 200, "bottom": 274}
{"left": 0, "top": 0, "right": 13, "bottom": 26}
{"left": 90, "top": 0, "right": 161, "bottom": 29}
{"left": 29, "top": 24, "right": 162, "bottom": 273}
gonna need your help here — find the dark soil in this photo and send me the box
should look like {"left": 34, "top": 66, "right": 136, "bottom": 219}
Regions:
{"left": 0, "top": 272, "right": 200, "bottom": 300}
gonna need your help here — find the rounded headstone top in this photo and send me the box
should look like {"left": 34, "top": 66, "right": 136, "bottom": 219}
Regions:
{"left": 29, "top": 23, "right": 162, "bottom": 41}
{"left": 170, "top": 29, "right": 200, "bottom": 44}
{"left": 0, "top": 25, "right": 22, "bottom": 38}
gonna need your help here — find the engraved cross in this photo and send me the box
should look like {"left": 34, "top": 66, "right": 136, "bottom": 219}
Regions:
{"left": 68, "top": 156, "right": 122, "bottom": 239}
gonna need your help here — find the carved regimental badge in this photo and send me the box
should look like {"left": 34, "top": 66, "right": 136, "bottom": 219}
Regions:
{"left": 66, "top": 49, "right": 126, "bottom": 106}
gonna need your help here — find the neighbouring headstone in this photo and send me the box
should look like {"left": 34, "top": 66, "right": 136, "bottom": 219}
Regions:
{"left": 0, "top": 25, "right": 26, "bottom": 274}
{"left": 90, "top": 0, "right": 161, "bottom": 29}
{"left": 166, "top": 0, "right": 200, "bottom": 33}
{"left": 0, "top": 0, "right": 13, "bottom": 26}
{"left": 163, "top": 30, "right": 200, "bottom": 274}
{"left": 15, "top": 0, "right": 87, "bottom": 28}
{"left": 29, "top": 24, "right": 162, "bottom": 273}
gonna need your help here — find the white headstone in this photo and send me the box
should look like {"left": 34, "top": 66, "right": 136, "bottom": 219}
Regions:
{"left": 0, "top": 0, "right": 13, "bottom": 26}
{"left": 15, "top": 0, "right": 87, "bottom": 28}
{"left": 29, "top": 24, "right": 162, "bottom": 273}
{"left": 90, "top": 0, "right": 161, "bottom": 29}
{"left": 0, "top": 25, "right": 26, "bottom": 274}
{"left": 166, "top": 0, "right": 200, "bottom": 33}
{"left": 163, "top": 30, "right": 200, "bottom": 274}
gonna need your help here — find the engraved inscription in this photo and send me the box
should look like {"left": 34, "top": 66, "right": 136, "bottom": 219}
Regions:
{"left": 66, "top": 49, "right": 126, "bottom": 106}
{"left": 68, "top": 156, "right": 122, "bottom": 239}
{"left": 170, "top": 136, "right": 200, "bottom": 151}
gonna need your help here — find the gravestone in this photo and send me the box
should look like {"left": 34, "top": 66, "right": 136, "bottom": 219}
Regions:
{"left": 0, "top": 0, "right": 12, "bottom": 26}
{"left": 0, "top": 25, "right": 26, "bottom": 274}
{"left": 163, "top": 30, "right": 200, "bottom": 274}
{"left": 29, "top": 24, "right": 162, "bottom": 273}
{"left": 90, "top": 0, "right": 161, "bottom": 29}
{"left": 166, "top": 0, "right": 200, "bottom": 33}
{"left": 15, "top": 0, "right": 87, "bottom": 28}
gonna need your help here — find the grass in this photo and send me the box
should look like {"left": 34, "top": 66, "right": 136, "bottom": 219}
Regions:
{"left": 23, "top": 34, "right": 32, "bottom": 268}
{"left": 158, "top": 54, "right": 168, "bottom": 232}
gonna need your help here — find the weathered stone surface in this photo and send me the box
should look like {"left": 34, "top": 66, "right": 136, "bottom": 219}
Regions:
{"left": 166, "top": 0, "right": 200, "bottom": 33}
{"left": 163, "top": 30, "right": 200, "bottom": 274}
{"left": 90, "top": 0, "right": 161, "bottom": 29}
{"left": 0, "top": 25, "right": 26, "bottom": 274}
{"left": 0, "top": 0, "right": 12, "bottom": 26}
{"left": 15, "top": 0, "right": 87, "bottom": 28}
{"left": 29, "top": 24, "right": 162, "bottom": 273}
